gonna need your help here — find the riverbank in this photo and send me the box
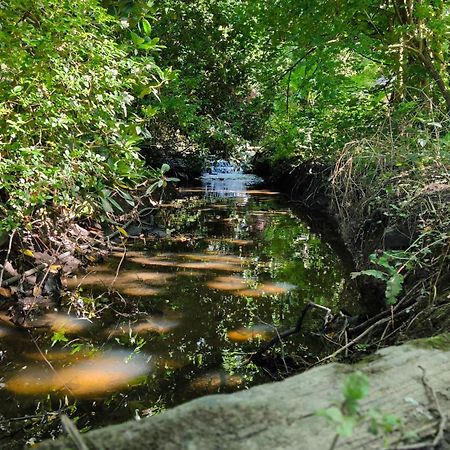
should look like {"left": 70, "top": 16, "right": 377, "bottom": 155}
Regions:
{"left": 253, "top": 146, "right": 450, "bottom": 352}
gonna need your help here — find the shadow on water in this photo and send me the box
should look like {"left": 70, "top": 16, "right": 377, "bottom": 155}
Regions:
{"left": 0, "top": 169, "right": 363, "bottom": 448}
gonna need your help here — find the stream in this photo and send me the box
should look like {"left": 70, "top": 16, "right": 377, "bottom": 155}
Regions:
{"left": 0, "top": 170, "right": 361, "bottom": 448}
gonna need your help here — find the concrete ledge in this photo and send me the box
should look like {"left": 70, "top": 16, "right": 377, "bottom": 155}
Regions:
{"left": 39, "top": 341, "right": 450, "bottom": 449}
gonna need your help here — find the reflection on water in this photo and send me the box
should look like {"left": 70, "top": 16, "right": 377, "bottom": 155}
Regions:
{"left": 227, "top": 324, "right": 275, "bottom": 342}
{"left": 0, "top": 174, "right": 360, "bottom": 448}
{"left": 190, "top": 371, "right": 243, "bottom": 392}
{"left": 44, "top": 313, "right": 91, "bottom": 334}
{"left": 6, "top": 351, "right": 150, "bottom": 397}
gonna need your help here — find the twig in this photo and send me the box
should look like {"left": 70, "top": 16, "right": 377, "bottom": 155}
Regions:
{"left": 248, "top": 302, "right": 331, "bottom": 362}
{"left": 0, "top": 230, "right": 16, "bottom": 286}
{"left": 1, "top": 263, "right": 47, "bottom": 287}
{"left": 420, "top": 365, "right": 446, "bottom": 448}
{"left": 317, "top": 316, "right": 391, "bottom": 364}
{"left": 111, "top": 246, "right": 127, "bottom": 288}
{"left": 0, "top": 412, "right": 58, "bottom": 425}
{"left": 60, "top": 414, "right": 89, "bottom": 450}
{"left": 28, "top": 331, "right": 75, "bottom": 396}
{"left": 329, "top": 434, "right": 340, "bottom": 450}
{"left": 390, "top": 366, "right": 447, "bottom": 450}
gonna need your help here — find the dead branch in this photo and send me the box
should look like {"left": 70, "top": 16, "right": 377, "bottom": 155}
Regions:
{"left": 248, "top": 302, "right": 331, "bottom": 362}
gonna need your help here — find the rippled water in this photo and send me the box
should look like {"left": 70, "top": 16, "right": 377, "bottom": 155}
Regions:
{"left": 0, "top": 175, "right": 360, "bottom": 447}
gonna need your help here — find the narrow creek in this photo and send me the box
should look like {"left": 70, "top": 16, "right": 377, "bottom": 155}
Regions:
{"left": 0, "top": 171, "right": 361, "bottom": 447}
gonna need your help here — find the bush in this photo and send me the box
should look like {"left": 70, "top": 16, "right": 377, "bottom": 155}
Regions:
{"left": 0, "top": 0, "right": 164, "bottom": 232}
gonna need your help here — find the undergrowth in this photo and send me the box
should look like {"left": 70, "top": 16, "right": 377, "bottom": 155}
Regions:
{"left": 0, "top": 0, "right": 172, "bottom": 236}
{"left": 330, "top": 103, "right": 450, "bottom": 328}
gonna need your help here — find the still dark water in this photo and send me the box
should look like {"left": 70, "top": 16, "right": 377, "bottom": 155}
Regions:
{"left": 0, "top": 175, "right": 359, "bottom": 448}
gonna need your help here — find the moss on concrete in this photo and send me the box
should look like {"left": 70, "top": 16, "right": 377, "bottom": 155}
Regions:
{"left": 411, "top": 333, "right": 450, "bottom": 351}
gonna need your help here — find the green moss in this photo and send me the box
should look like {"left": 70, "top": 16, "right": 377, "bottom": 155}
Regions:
{"left": 333, "top": 353, "right": 383, "bottom": 376}
{"left": 352, "top": 353, "right": 383, "bottom": 367}
{"left": 411, "top": 333, "right": 450, "bottom": 351}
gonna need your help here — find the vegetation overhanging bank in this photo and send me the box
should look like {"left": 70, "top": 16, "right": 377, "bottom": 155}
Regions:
{"left": 254, "top": 135, "right": 450, "bottom": 350}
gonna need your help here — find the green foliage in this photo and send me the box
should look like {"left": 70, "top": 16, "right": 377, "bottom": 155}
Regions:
{"left": 51, "top": 331, "right": 68, "bottom": 346}
{"left": 146, "top": 163, "right": 180, "bottom": 204}
{"left": 318, "top": 372, "right": 402, "bottom": 445}
{"left": 148, "top": 0, "right": 267, "bottom": 158}
{"left": 0, "top": 0, "right": 167, "bottom": 231}
{"left": 351, "top": 252, "right": 410, "bottom": 305}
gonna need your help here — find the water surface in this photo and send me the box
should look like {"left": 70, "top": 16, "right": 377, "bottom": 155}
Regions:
{"left": 0, "top": 175, "right": 359, "bottom": 447}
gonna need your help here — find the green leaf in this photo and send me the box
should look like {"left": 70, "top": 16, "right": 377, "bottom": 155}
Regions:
{"left": 381, "top": 413, "right": 401, "bottom": 432}
{"left": 130, "top": 31, "right": 145, "bottom": 46}
{"left": 161, "top": 163, "right": 170, "bottom": 174}
{"left": 336, "top": 415, "right": 357, "bottom": 438}
{"left": 316, "top": 407, "right": 343, "bottom": 423}
{"left": 385, "top": 273, "right": 404, "bottom": 305}
{"left": 101, "top": 197, "right": 114, "bottom": 214}
{"left": 116, "top": 226, "right": 129, "bottom": 238}
{"left": 51, "top": 331, "right": 68, "bottom": 346}
{"left": 107, "top": 196, "right": 124, "bottom": 213}
{"left": 146, "top": 181, "right": 160, "bottom": 194}
{"left": 343, "top": 372, "right": 369, "bottom": 402}
{"left": 142, "top": 19, "right": 152, "bottom": 35}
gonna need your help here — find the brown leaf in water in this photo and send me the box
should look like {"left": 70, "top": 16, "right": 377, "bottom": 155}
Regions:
{"left": 129, "top": 257, "right": 177, "bottom": 268}
{"left": 133, "top": 316, "right": 180, "bottom": 334}
{"left": 24, "top": 350, "right": 91, "bottom": 362}
{"left": 179, "top": 262, "right": 243, "bottom": 272}
{"left": 179, "top": 253, "right": 244, "bottom": 264}
{"left": 258, "top": 282, "right": 294, "bottom": 295}
{"left": 233, "top": 282, "right": 295, "bottom": 298}
{"left": 120, "top": 285, "right": 161, "bottom": 297}
{"left": 208, "top": 238, "right": 253, "bottom": 246}
{"left": 232, "top": 289, "right": 265, "bottom": 298}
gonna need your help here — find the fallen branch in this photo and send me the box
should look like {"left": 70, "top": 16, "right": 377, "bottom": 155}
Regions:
{"left": 317, "top": 315, "right": 391, "bottom": 364}
{"left": 1, "top": 263, "right": 47, "bottom": 287}
{"left": 248, "top": 302, "right": 331, "bottom": 362}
